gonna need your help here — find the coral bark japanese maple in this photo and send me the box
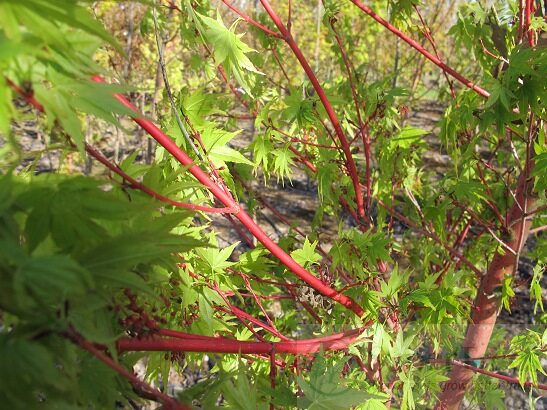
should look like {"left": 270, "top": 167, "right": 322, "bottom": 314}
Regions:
{"left": 1, "top": 1, "right": 546, "bottom": 409}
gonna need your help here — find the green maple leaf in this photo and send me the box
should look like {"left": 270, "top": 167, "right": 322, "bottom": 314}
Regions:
{"left": 272, "top": 147, "right": 295, "bottom": 184}
{"left": 297, "top": 356, "right": 382, "bottom": 409}
{"left": 291, "top": 237, "right": 322, "bottom": 268}
{"left": 484, "top": 386, "right": 505, "bottom": 410}
{"left": 199, "top": 125, "right": 253, "bottom": 167}
{"left": 199, "top": 12, "right": 261, "bottom": 95}
{"left": 531, "top": 152, "right": 547, "bottom": 193}
{"left": 197, "top": 242, "right": 239, "bottom": 274}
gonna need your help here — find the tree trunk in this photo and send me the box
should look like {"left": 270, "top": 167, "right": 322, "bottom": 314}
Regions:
{"left": 436, "top": 145, "right": 536, "bottom": 409}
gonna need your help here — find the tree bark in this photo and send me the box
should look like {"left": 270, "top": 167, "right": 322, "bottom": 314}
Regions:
{"left": 436, "top": 144, "right": 535, "bottom": 409}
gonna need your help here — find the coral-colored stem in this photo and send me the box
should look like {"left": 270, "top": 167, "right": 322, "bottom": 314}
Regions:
{"left": 524, "top": 0, "right": 536, "bottom": 46}
{"left": 350, "top": 0, "right": 490, "bottom": 98}
{"left": 434, "top": 359, "right": 547, "bottom": 391}
{"left": 220, "top": 0, "right": 282, "bottom": 38}
{"left": 90, "top": 76, "right": 366, "bottom": 317}
{"left": 68, "top": 329, "right": 188, "bottom": 409}
{"left": 259, "top": 0, "right": 366, "bottom": 220}
{"left": 118, "top": 327, "right": 365, "bottom": 354}
{"left": 8, "top": 76, "right": 365, "bottom": 317}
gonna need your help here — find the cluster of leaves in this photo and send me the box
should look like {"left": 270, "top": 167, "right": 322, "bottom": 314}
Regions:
{"left": 0, "top": 0, "right": 134, "bottom": 153}
{"left": 0, "top": 174, "right": 201, "bottom": 408}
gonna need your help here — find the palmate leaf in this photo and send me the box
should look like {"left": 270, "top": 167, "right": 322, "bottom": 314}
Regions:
{"left": 35, "top": 80, "right": 85, "bottom": 151}
{"left": 399, "top": 367, "right": 416, "bottom": 410}
{"left": 368, "top": 323, "right": 391, "bottom": 362}
{"left": 67, "top": 78, "right": 136, "bottom": 122}
{"left": 198, "top": 124, "right": 254, "bottom": 167}
{"left": 380, "top": 265, "right": 408, "bottom": 300}
{"left": 347, "top": 229, "right": 391, "bottom": 269}
{"left": 177, "top": 374, "right": 227, "bottom": 408}
{"left": 77, "top": 354, "right": 130, "bottom": 407}
{"left": 272, "top": 147, "right": 295, "bottom": 184}
{"left": 283, "top": 88, "right": 318, "bottom": 128}
{"left": 181, "top": 88, "right": 224, "bottom": 127}
{"left": 452, "top": 180, "right": 488, "bottom": 203}
{"left": 0, "top": 336, "right": 67, "bottom": 407}
{"left": 297, "top": 356, "right": 383, "bottom": 410}
{"left": 220, "top": 364, "right": 263, "bottom": 410}
{"left": 199, "top": 12, "right": 261, "bottom": 95}
{"left": 531, "top": 152, "right": 547, "bottom": 193}
{"left": 509, "top": 330, "right": 547, "bottom": 387}
{"left": 14, "top": 175, "right": 202, "bottom": 294}
{"left": 1, "top": 0, "right": 130, "bottom": 152}
{"left": 390, "top": 332, "right": 415, "bottom": 360}
{"left": 237, "top": 247, "right": 276, "bottom": 275}
{"left": 509, "top": 350, "right": 547, "bottom": 387}
{"left": 530, "top": 263, "right": 544, "bottom": 314}
{"left": 317, "top": 162, "right": 338, "bottom": 202}
{"left": 500, "top": 274, "right": 515, "bottom": 313}
{"left": 77, "top": 223, "right": 202, "bottom": 283}
{"left": 69, "top": 294, "right": 120, "bottom": 345}
{"left": 291, "top": 237, "right": 322, "bottom": 268}
{"left": 3, "top": 0, "right": 121, "bottom": 52}
{"left": 210, "top": 145, "right": 254, "bottom": 166}
{"left": 259, "top": 382, "right": 298, "bottom": 408}
{"left": 17, "top": 177, "right": 144, "bottom": 252}
{"left": 483, "top": 385, "right": 505, "bottom": 410}
{"left": 252, "top": 133, "right": 275, "bottom": 177}
{"left": 389, "top": 127, "right": 428, "bottom": 150}
{"left": 402, "top": 288, "right": 436, "bottom": 311}
{"left": 196, "top": 241, "right": 239, "bottom": 275}
{"left": 35, "top": 71, "right": 136, "bottom": 153}
{"left": 13, "top": 254, "right": 92, "bottom": 310}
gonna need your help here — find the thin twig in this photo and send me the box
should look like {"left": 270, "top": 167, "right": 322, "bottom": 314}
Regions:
{"left": 220, "top": 0, "right": 282, "bottom": 38}
{"left": 152, "top": 2, "right": 203, "bottom": 160}
{"left": 68, "top": 328, "right": 188, "bottom": 410}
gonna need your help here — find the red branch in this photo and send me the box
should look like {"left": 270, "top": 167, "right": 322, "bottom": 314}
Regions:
{"left": 259, "top": 0, "right": 367, "bottom": 220}
{"left": 525, "top": 0, "right": 535, "bottom": 46}
{"left": 69, "top": 329, "right": 188, "bottom": 409}
{"left": 89, "top": 76, "right": 366, "bottom": 317}
{"left": 118, "top": 327, "right": 365, "bottom": 355}
{"left": 350, "top": 0, "right": 490, "bottom": 98}
{"left": 220, "top": 0, "right": 282, "bottom": 39}
{"left": 428, "top": 359, "right": 547, "bottom": 391}
{"left": 450, "top": 359, "right": 547, "bottom": 390}
{"left": 8, "top": 76, "right": 366, "bottom": 317}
